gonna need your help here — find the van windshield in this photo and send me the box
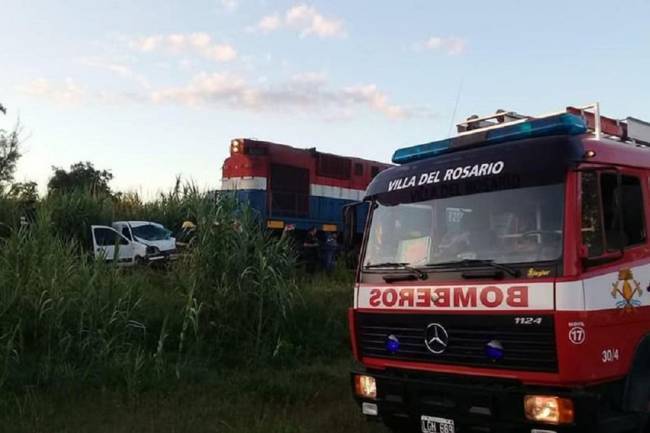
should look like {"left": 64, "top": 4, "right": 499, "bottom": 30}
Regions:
{"left": 132, "top": 224, "right": 172, "bottom": 241}
{"left": 363, "top": 183, "right": 564, "bottom": 267}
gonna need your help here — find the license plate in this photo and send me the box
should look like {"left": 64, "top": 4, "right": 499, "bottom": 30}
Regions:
{"left": 420, "top": 415, "right": 455, "bottom": 433}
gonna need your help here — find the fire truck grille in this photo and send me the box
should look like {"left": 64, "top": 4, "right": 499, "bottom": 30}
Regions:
{"left": 356, "top": 312, "right": 557, "bottom": 373}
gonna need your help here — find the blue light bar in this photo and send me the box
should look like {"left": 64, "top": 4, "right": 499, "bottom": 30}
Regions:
{"left": 392, "top": 113, "right": 587, "bottom": 164}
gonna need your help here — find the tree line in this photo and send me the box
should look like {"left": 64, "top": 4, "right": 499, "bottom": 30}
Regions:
{"left": 1, "top": 103, "right": 116, "bottom": 202}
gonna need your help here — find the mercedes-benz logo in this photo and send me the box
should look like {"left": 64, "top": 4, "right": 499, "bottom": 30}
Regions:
{"left": 424, "top": 323, "right": 449, "bottom": 354}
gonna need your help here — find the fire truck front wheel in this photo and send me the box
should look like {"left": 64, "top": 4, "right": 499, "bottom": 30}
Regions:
{"left": 623, "top": 335, "right": 650, "bottom": 433}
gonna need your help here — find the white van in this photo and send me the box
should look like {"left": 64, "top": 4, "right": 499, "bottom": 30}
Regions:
{"left": 112, "top": 221, "right": 177, "bottom": 261}
{"left": 91, "top": 225, "right": 147, "bottom": 265}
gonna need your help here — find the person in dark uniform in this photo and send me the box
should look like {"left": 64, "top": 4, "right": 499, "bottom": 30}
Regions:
{"left": 303, "top": 226, "right": 320, "bottom": 273}
{"left": 322, "top": 232, "right": 339, "bottom": 272}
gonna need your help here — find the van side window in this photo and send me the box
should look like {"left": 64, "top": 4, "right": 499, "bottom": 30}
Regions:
{"left": 581, "top": 172, "right": 604, "bottom": 256}
{"left": 95, "top": 228, "right": 116, "bottom": 246}
{"left": 95, "top": 228, "right": 129, "bottom": 246}
{"left": 121, "top": 227, "right": 131, "bottom": 240}
{"left": 582, "top": 172, "right": 646, "bottom": 256}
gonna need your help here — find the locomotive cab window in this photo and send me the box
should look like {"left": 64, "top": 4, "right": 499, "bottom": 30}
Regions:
{"left": 581, "top": 172, "right": 646, "bottom": 257}
{"left": 244, "top": 146, "right": 268, "bottom": 156}
{"left": 354, "top": 163, "right": 363, "bottom": 176}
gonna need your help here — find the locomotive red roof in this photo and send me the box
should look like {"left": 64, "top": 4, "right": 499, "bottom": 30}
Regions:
{"left": 222, "top": 138, "right": 391, "bottom": 191}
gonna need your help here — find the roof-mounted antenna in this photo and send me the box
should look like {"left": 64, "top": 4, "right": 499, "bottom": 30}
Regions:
{"left": 447, "top": 78, "right": 464, "bottom": 137}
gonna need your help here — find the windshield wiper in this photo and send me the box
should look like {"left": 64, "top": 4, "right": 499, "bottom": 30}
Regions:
{"left": 364, "top": 262, "right": 428, "bottom": 280}
{"left": 424, "top": 259, "right": 521, "bottom": 277}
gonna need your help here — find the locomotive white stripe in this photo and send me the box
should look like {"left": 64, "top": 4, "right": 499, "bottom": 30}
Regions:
{"left": 310, "top": 184, "right": 365, "bottom": 201}
{"left": 221, "top": 176, "right": 267, "bottom": 191}
{"left": 221, "top": 176, "right": 366, "bottom": 200}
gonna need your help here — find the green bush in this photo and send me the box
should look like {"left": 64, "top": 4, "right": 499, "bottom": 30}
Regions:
{"left": 45, "top": 188, "right": 114, "bottom": 247}
{"left": 0, "top": 186, "right": 350, "bottom": 392}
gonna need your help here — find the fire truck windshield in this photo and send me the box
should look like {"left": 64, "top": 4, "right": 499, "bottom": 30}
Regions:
{"left": 363, "top": 183, "right": 564, "bottom": 268}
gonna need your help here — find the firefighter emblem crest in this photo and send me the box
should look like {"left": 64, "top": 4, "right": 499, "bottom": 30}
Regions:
{"left": 611, "top": 268, "right": 642, "bottom": 311}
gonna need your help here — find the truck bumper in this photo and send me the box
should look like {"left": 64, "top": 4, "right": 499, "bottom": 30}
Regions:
{"left": 145, "top": 249, "right": 179, "bottom": 263}
{"left": 351, "top": 368, "right": 641, "bottom": 433}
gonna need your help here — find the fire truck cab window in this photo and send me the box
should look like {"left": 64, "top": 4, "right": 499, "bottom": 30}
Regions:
{"left": 363, "top": 184, "right": 564, "bottom": 267}
{"left": 581, "top": 172, "right": 604, "bottom": 256}
{"left": 619, "top": 175, "right": 645, "bottom": 246}
{"left": 582, "top": 172, "right": 646, "bottom": 255}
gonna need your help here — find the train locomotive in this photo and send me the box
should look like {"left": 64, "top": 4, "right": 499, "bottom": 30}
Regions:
{"left": 221, "top": 138, "right": 391, "bottom": 239}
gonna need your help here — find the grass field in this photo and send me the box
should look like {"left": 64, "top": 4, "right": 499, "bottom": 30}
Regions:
{"left": 1, "top": 359, "right": 387, "bottom": 433}
{"left": 0, "top": 273, "right": 384, "bottom": 433}
{"left": 0, "top": 188, "right": 385, "bottom": 432}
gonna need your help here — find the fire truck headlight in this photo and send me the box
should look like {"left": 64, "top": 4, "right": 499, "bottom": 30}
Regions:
{"left": 354, "top": 375, "right": 377, "bottom": 400}
{"left": 524, "top": 395, "right": 574, "bottom": 424}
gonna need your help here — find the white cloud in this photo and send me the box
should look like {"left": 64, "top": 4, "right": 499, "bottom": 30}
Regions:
{"left": 344, "top": 84, "right": 407, "bottom": 119}
{"left": 285, "top": 4, "right": 346, "bottom": 38}
{"left": 422, "top": 36, "right": 466, "bottom": 55}
{"left": 130, "top": 33, "right": 237, "bottom": 62}
{"left": 255, "top": 4, "right": 346, "bottom": 38}
{"left": 19, "top": 77, "right": 148, "bottom": 105}
{"left": 19, "top": 68, "right": 433, "bottom": 120}
{"left": 151, "top": 72, "right": 249, "bottom": 106}
{"left": 219, "top": 0, "right": 238, "bottom": 12}
{"left": 258, "top": 14, "right": 282, "bottom": 31}
{"left": 150, "top": 71, "right": 431, "bottom": 119}
{"left": 79, "top": 57, "right": 150, "bottom": 88}
{"left": 290, "top": 71, "right": 328, "bottom": 84}
{"left": 20, "top": 78, "right": 86, "bottom": 104}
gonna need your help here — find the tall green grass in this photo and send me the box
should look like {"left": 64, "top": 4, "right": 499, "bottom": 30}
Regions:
{"left": 0, "top": 186, "right": 352, "bottom": 393}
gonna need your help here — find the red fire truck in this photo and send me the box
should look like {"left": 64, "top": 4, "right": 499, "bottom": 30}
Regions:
{"left": 347, "top": 104, "right": 650, "bottom": 432}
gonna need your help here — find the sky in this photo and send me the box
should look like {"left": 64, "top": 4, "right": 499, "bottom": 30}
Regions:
{"left": 1, "top": 0, "right": 649, "bottom": 197}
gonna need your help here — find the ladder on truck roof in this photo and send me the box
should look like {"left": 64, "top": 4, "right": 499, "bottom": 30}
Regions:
{"left": 456, "top": 103, "right": 650, "bottom": 146}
